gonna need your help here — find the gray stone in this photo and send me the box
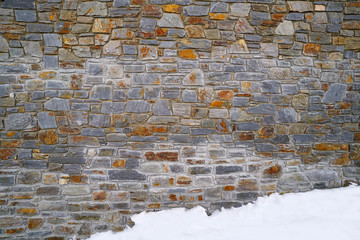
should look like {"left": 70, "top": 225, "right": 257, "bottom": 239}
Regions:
{"left": 15, "top": 10, "right": 37, "bottom": 22}
{"left": 49, "top": 157, "right": 86, "bottom": 164}
{"left": 256, "top": 143, "right": 276, "bottom": 152}
{"left": 277, "top": 108, "right": 297, "bottom": 123}
{"left": 17, "top": 171, "right": 41, "bottom": 184}
{"left": 288, "top": 1, "right": 313, "bottom": 12}
{"left": 247, "top": 104, "right": 276, "bottom": 115}
{"left": 262, "top": 116, "right": 275, "bottom": 125}
{"left": 123, "top": 45, "right": 137, "bottom": 55}
{"left": 140, "top": 18, "right": 157, "bottom": 32}
{"left": 216, "top": 166, "right": 244, "bottom": 175}
{"left": 260, "top": 43, "right": 278, "bottom": 57}
{"left": 63, "top": 186, "right": 91, "bottom": 196}
{"left": 114, "top": 0, "right": 130, "bottom": 7}
{"left": 291, "top": 134, "right": 314, "bottom": 144}
{"left": 154, "top": 100, "right": 172, "bottom": 116}
{"left": 89, "top": 114, "right": 110, "bottom": 128}
{"left": 286, "top": 13, "right": 304, "bottom": 21}
{"left": 77, "top": 2, "right": 107, "bottom": 16}
{"left": 210, "top": 2, "right": 228, "bottom": 13}
{"left": 44, "top": 55, "right": 58, "bottom": 69}
{"left": 327, "top": 2, "right": 343, "bottom": 12}
{"left": 44, "top": 34, "right": 62, "bottom": 47}
{"left": 46, "top": 80, "right": 66, "bottom": 89}
{"left": 36, "top": 186, "right": 60, "bottom": 195}
{"left": 26, "top": 23, "right": 53, "bottom": 33}
{"left": 275, "top": 20, "right": 295, "bottom": 35}
{"left": 183, "top": 6, "right": 209, "bottom": 16}
{"left": 236, "top": 192, "right": 258, "bottom": 202}
{"left": 109, "top": 170, "right": 146, "bottom": 181}
{"left": 237, "top": 122, "right": 261, "bottom": 131}
{"left": 64, "top": 0, "right": 77, "bottom": 9}
{"left": 144, "top": 88, "right": 161, "bottom": 100}
{"left": 343, "top": 167, "right": 360, "bottom": 178}
{"left": 232, "top": 97, "right": 249, "bottom": 107}
{"left": 0, "top": 176, "right": 14, "bottom": 186}
{"left": 322, "top": 83, "right": 347, "bottom": 103}
{"left": 235, "top": 72, "right": 267, "bottom": 81}
{"left": 125, "top": 100, "right": 152, "bottom": 113}
{"left": 250, "top": 11, "right": 270, "bottom": 20}
{"left": 271, "top": 135, "right": 290, "bottom": 144}
{"left": 90, "top": 85, "right": 112, "bottom": 100}
{"left": 282, "top": 84, "right": 298, "bottom": 95}
{"left": 21, "top": 41, "right": 43, "bottom": 57}
{"left": 230, "top": 3, "right": 250, "bottom": 17}
{"left": 44, "top": 98, "right": 70, "bottom": 111}
{"left": 157, "top": 14, "right": 184, "bottom": 28}
{"left": 5, "top": 113, "right": 36, "bottom": 130}
{"left": 230, "top": 109, "right": 253, "bottom": 122}
{"left": 189, "top": 167, "right": 211, "bottom": 175}
{"left": 2, "top": 0, "right": 35, "bottom": 9}
{"left": 9, "top": 48, "right": 23, "bottom": 57}
{"left": 109, "top": 8, "right": 139, "bottom": 17}
{"left": 309, "top": 32, "right": 331, "bottom": 44}
{"left": 182, "top": 90, "right": 197, "bottom": 103}
{"left": 183, "top": 69, "right": 204, "bottom": 86}
{"left": 101, "top": 102, "right": 126, "bottom": 114}
{"left": 306, "top": 170, "right": 338, "bottom": 182}
{"left": 38, "top": 112, "right": 57, "bottom": 129}
{"left": 82, "top": 128, "right": 105, "bottom": 137}
{"left": 0, "top": 85, "right": 9, "bottom": 97}
{"left": 103, "top": 40, "right": 122, "bottom": 55}
{"left": 261, "top": 81, "right": 281, "bottom": 94}
{"left": 68, "top": 111, "right": 88, "bottom": 126}
{"left": 278, "top": 173, "right": 311, "bottom": 192}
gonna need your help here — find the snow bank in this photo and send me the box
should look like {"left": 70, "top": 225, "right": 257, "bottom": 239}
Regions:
{"left": 87, "top": 185, "right": 360, "bottom": 240}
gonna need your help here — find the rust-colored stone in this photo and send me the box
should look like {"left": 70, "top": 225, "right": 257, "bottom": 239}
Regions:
{"left": 185, "top": 25, "right": 205, "bottom": 38}
{"left": 163, "top": 4, "right": 180, "bottom": 13}
{"left": 38, "top": 71, "right": 56, "bottom": 80}
{"left": 218, "top": 90, "right": 234, "bottom": 100}
{"left": 70, "top": 175, "right": 88, "bottom": 184}
{"left": 156, "top": 28, "right": 167, "bottom": 36}
{"left": 184, "top": 17, "right": 205, "bottom": 25}
{"left": 93, "top": 191, "right": 107, "bottom": 201}
{"left": 263, "top": 164, "right": 282, "bottom": 178}
{"left": 331, "top": 153, "right": 351, "bottom": 166}
{"left": 150, "top": 126, "right": 167, "bottom": 133}
{"left": 142, "top": 4, "right": 162, "bottom": 17}
{"left": 16, "top": 208, "right": 37, "bottom": 216}
{"left": 314, "top": 143, "right": 340, "bottom": 151}
{"left": 112, "top": 160, "right": 126, "bottom": 168}
{"left": 303, "top": 43, "right": 320, "bottom": 56}
{"left": 59, "top": 126, "right": 81, "bottom": 135}
{"left": 6, "top": 228, "right": 24, "bottom": 234}
{"left": 209, "top": 13, "right": 227, "bottom": 20}
{"left": 179, "top": 49, "right": 198, "bottom": 59}
{"left": 238, "top": 179, "right": 258, "bottom": 191}
{"left": 169, "top": 194, "right": 177, "bottom": 201}
{"left": 210, "top": 100, "right": 225, "bottom": 108}
{"left": 1, "top": 139, "right": 22, "bottom": 148}
{"left": 272, "top": 13, "right": 286, "bottom": 21}
{"left": 145, "top": 151, "right": 179, "bottom": 161}
{"left": 342, "top": 21, "right": 360, "bottom": 30}
{"left": 258, "top": 127, "right": 274, "bottom": 138}
{"left": 28, "top": 218, "right": 43, "bottom": 230}
{"left": 177, "top": 176, "right": 192, "bottom": 186}
{"left": 238, "top": 132, "right": 254, "bottom": 141}
{"left": 93, "top": 18, "right": 115, "bottom": 33}
{"left": 132, "top": 126, "right": 151, "bottom": 136}
{"left": 0, "top": 148, "right": 16, "bottom": 160}
{"left": 223, "top": 186, "right": 235, "bottom": 191}
{"left": 39, "top": 130, "right": 58, "bottom": 145}
{"left": 148, "top": 203, "right": 161, "bottom": 209}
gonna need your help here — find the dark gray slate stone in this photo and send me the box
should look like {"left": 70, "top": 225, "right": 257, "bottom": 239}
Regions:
{"left": 322, "top": 83, "right": 347, "bottom": 103}
{"left": 291, "top": 134, "right": 314, "bottom": 144}
{"left": 233, "top": 97, "right": 249, "bottom": 107}
{"left": 49, "top": 157, "right": 87, "bottom": 164}
{"left": 189, "top": 167, "right": 212, "bottom": 175}
{"left": 82, "top": 128, "right": 105, "bottom": 137}
{"left": 216, "top": 166, "right": 244, "bottom": 174}
{"left": 44, "top": 98, "right": 70, "bottom": 111}
{"left": 2, "top": 0, "right": 35, "bottom": 9}
{"left": 327, "top": 2, "right": 343, "bottom": 12}
{"left": 123, "top": 45, "right": 137, "bottom": 55}
{"left": 261, "top": 80, "right": 281, "bottom": 93}
{"left": 5, "top": 113, "right": 36, "bottom": 130}
{"left": 125, "top": 100, "right": 152, "bottom": 113}
{"left": 38, "top": 112, "right": 57, "bottom": 129}
{"left": 109, "top": 170, "right": 146, "bottom": 181}
{"left": 0, "top": 64, "right": 29, "bottom": 73}
{"left": 140, "top": 18, "right": 157, "bottom": 32}
{"left": 0, "top": 176, "right": 14, "bottom": 186}
{"left": 277, "top": 173, "right": 311, "bottom": 192}
{"left": 0, "top": 85, "right": 9, "bottom": 97}
{"left": 237, "top": 122, "right": 261, "bottom": 131}
{"left": 114, "top": 0, "right": 130, "bottom": 7}
{"left": 26, "top": 23, "right": 53, "bottom": 33}
{"left": 89, "top": 114, "right": 110, "bottom": 128}
{"left": 15, "top": 10, "right": 37, "bottom": 22}
{"left": 44, "top": 55, "right": 58, "bottom": 69}
{"left": 286, "top": 13, "right": 304, "bottom": 21}
{"left": 36, "top": 186, "right": 60, "bottom": 195}
{"left": 271, "top": 135, "right": 289, "bottom": 144}
{"left": 236, "top": 192, "right": 258, "bottom": 202}
{"left": 182, "top": 90, "right": 197, "bottom": 103}
{"left": 247, "top": 104, "right": 276, "bottom": 115}
{"left": 277, "top": 108, "right": 297, "bottom": 123}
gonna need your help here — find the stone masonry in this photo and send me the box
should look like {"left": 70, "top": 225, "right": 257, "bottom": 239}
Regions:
{"left": 0, "top": 0, "right": 360, "bottom": 239}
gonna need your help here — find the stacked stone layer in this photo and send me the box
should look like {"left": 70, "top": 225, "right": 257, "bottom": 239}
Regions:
{"left": 0, "top": 0, "right": 359, "bottom": 239}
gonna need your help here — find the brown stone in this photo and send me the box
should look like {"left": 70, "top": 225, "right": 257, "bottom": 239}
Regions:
{"left": 238, "top": 179, "right": 258, "bottom": 191}
{"left": 177, "top": 176, "right": 192, "bottom": 186}
{"left": 209, "top": 13, "right": 227, "bottom": 20}
{"left": 1, "top": 139, "right": 22, "bottom": 148}
{"left": 185, "top": 25, "right": 205, "bottom": 38}
{"left": 223, "top": 186, "right": 235, "bottom": 191}
{"left": 39, "top": 130, "right": 58, "bottom": 145}
{"left": 142, "top": 4, "right": 162, "bottom": 17}
{"left": 179, "top": 49, "right": 198, "bottom": 59}
{"left": 69, "top": 136, "right": 100, "bottom": 147}
{"left": 38, "top": 71, "right": 56, "bottom": 80}
{"left": 0, "top": 148, "right": 16, "bottom": 160}
{"left": 145, "top": 151, "right": 179, "bottom": 161}
{"left": 93, "top": 191, "right": 107, "bottom": 201}
{"left": 70, "top": 175, "right": 88, "bottom": 184}
{"left": 263, "top": 164, "right": 282, "bottom": 178}
{"left": 303, "top": 43, "right": 320, "bottom": 56}
{"left": 132, "top": 126, "right": 151, "bottom": 136}
{"left": 16, "top": 208, "right": 38, "bottom": 216}
{"left": 163, "top": 4, "right": 180, "bottom": 13}
{"left": 6, "top": 228, "right": 25, "bottom": 234}
{"left": 217, "top": 90, "right": 234, "bottom": 100}
{"left": 28, "top": 218, "right": 43, "bottom": 230}
{"left": 112, "top": 160, "right": 126, "bottom": 168}
{"left": 59, "top": 126, "right": 81, "bottom": 134}
{"left": 92, "top": 18, "right": 115, "bottom": 33}
{"left": 314, "top": 143, "right": 340, "bottom": 151}
{"left": 258, "top": 127, "right": 274, "bottom": 138}
{"left": 331, "top": 153, "right": 351, "bottom": 166}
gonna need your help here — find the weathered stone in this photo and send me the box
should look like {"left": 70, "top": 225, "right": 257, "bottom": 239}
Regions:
{"left": 183, "top": 6, "right": 209, "bottom": 16}
{"left": 77, "top": 2, "right": 107, "bottom": 16}
{"left": 109, "top": 170, "right": 146, "bottom": 181}
{"left": 5, "top": 113, "right": 36, "bottom": 130}
{"left": 125, "top": 100, "right": 152, "bottom": 113}
{"left": 38, "top": 112, "right": 57, "bottom": 129}
{"left": 306, "top": 170, "right": 337, "bottom": 182}
{"left": 36, "top": 186, "right": 60, "bottom": 195}
{"left": 139, "top": 45, "right": 158, "bottom": 60}
{"left": 230, "top": 3, "right": 251, "bottom": 18}
{"left": 235, "top": 18, "right": 255, "bottom": 34}
{"left": 178, "top": 39, "right": 211, "bottom": 49}
{"left": 26, "top": 23, "right": 53, "bottom": 33}
{"left": 261, "top": 81, "right": 281, "bottom": 94}
{"left": 260, "top": 43, "right": 278, "bottom": 57}
{"left": 63, "top": 186, "right": 91, "bottom": 195}
{"left": 157, "top": 13, "right": 184, "bottom": 28}
{"left": 2, "top": 0, "right": 35, "bottom": 9}
{"left": 89, "top": 114, "right": 110, "bottom": 128}
{"left": 183, "top": 69, "right": 204, "bottom": 86}
{"left": 154, "top": 100, "right": 172, "bottom": 116}
{"left": 228, "top": 39, "right": 249, "bottom": 53}
{"left": 17, "top": 171, "right": 41, "bottom": 184}
{"left": 275, "top": 20, "right": 295, "bottom": 35}
{"left": 103, "top": 40, "right": 122, "bottom": 56}
{"left": 247, "top": 104, "right": 276, "bottom": 115}
{"left": 44, "top": 34, "right": 62, "bottom": 47}
{"left": 322, "top": 83, "right": 347, "bottom": 103}
{"left": 69, "top": 136, "right": 100, "bottom": 147}
{"left": 288, "top": 1, "right": 313, "bottom": 12}
{"left": 44, "top": 98, "right": 70, "bottom": 111}
{"left": 277, "top": 173, "right": 311, "bottom": 192}
{"left": 93, "top": 18, "right": 116, "bottom": 33}
{"left": 90, "top": 85, "right": 112, "bottom": 100}
{"left": 277, "top": 108, "right": 297, "bottom": 123}
{"left": 0, "top": 176, "right": 14, "bottom": 186}
{"left": 21, "top": 41, "right": 43, "bottom": 57}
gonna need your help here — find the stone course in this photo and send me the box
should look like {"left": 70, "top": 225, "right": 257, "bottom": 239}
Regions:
{"left": 0, "top": 0, "right": 359, "bottom": 239}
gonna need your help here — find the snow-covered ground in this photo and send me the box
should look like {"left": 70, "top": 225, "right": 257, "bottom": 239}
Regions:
{"left": 87, "top": 185, "right": 360, "bottom": 240}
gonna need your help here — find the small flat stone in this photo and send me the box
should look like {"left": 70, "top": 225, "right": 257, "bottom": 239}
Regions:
{"left": 38, "top": 112, "right": 57, "bottom": 129}
{"left": 77, "top": 1, "right": 107, "bottom": 16}
{"left": 157, "top": 13, "right": 184, "bottom": 28}
{"left": 44, "top": 98, "right": 70, "bottom": 111}
{"left": 322, "top": 83, "right": 347, "bottom": 103}
{"left": 2, "top": 0, "right": 35, "bottom": 9}
{"left": 125, "top": 100, "right": 152, "bottom": 113}
{"left": 44, "top": 34, "right": 62, "bottom": 47}
{"left": 15, "top": 10, "right": 37, "bottom": 22}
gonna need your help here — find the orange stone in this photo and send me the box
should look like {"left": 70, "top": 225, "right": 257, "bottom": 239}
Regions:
{"left": 314, "top": 143, "right": 340, "bottom": 151}
{"left": 185, "top": 17, "right": 205, "bottom": 25}
{"left": 1, "top": 139, "right": 22, "bottom": 148}
{"left": 169, "top": 194, "right": 177, "bottom": 201}
{"left": 148, "top": 203, "right": 161, "bottom": 209}
{"left": 70, "top": 175, "right": 88, "bottom": 184}
{"left": 272, "top": 13, "right": 286, "bottom": 21}
{"left": 59, "top": 126, "right": 81, "bottom": 134}
{"left": 185, "top": 25, "right": 205, "bottom": 38}
{"left": 112, "top": 160, "right": 126, "bottom": 168}
{"left": 342, "top": 21, "right": 360, "bottom": 30}
{"left": 132, "top": 126, "right": 151, "bottom": 136}
{"left": 93, "top": 191, "right": 107, "bottom": 201}
{"left": 28, "top": 218, "right": 43, "bottom": 230}
{"left": 39, "top": 130, "right": 58, "bottom": 145}
{"left": 210, "top": 100, "right": 225, "bottom": 108}
{"left": 331, "top": 153, "right": 351, "bottom": 166}
{"left": 238, "top": 132, "right": 254, "bottom": 141}
{"left": 209, "top": 13, "right": 227, "bottom": 20}
{"left": 16, "top": 208, "right": 37, "bottom": 216}
{"left": 179, "top": 49, "right": 198, "bottom": 59}
{"left": 163, "top": 4, "right": 180, "bottom": 13}
{"left": 150, "top": 126, "right": 167, "bottom": 133}
{"left": 218, "top": 90, "right": 234, "bottom": 100}
{"left": 0, "top": 148, "right": 16, "bottom": 160}
{"left": 355, "top": 133, "right": 360, "bottom": 142}
{"left": 177, "top": 176, "right": 192, "bottom": 186}
{"left": 238, "top": 179, "right": 258, "bottom": 191}
{"left": 303, "top": 43, "right": 320, "bottom": 56}
{"left": 223, "top": 186, "right": 235, "bottom": 191}
{"left": 263, "top": 164, "right": 282, "bottom": 178}
{"left": 38, "top": 71, "right": 56, "bottom": 80}
{"left": 258, "top": 127, "right": 275, "bottom": 138}
{"left": 156, "top": 28, "right": 167, "bottom": 36}
{"left": 6, "top": 228, "right": 24, "bottom": 234}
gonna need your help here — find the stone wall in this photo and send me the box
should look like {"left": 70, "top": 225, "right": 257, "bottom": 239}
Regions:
{"left": 0, "top": 0, "right": 359, "bottom": 239}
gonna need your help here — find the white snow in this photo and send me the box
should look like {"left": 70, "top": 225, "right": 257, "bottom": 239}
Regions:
{"left": 87, "top": 185, "right": 360, "bottom": 240}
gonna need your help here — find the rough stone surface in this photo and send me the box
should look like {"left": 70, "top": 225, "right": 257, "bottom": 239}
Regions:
{"left": 0, "top": 1, "right": 358, "bottom": 238}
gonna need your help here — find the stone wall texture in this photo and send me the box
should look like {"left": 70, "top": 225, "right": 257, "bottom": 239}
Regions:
{"left": 0, "top": 0, "right": 360, "bottom": 238}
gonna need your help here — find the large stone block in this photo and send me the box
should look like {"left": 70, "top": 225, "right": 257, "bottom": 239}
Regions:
{"left": 5, "top": 113, "right": 36, "bottom": 130}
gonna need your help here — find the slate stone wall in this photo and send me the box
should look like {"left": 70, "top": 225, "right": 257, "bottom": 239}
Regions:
{"left": 0, "top": 0, "right": 359, "bottom": 239}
